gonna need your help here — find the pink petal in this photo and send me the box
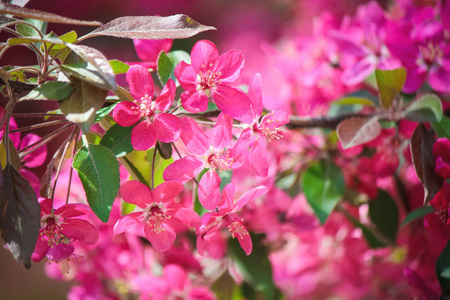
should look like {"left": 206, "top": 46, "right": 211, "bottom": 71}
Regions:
{"left": 144, "top": 221, "right": 176, "bottom": 252}
{"left": 262, "top": 110, "right": 290, "bottom": 127}
{"left": 403, "top": 64, "right": 427, "bottom": 93}
{"left": 113, "top": 212, "right": 145, "bottom": 235}
{"left": 212, "top": 86, "right": 251, "bottom": 118}
{"left": 131, "top": 120, "right": 156, "bottom": 151}
{"left": 20, "top": 133, "right": 47, "bottom": 168}
{"left": 218, "top": 183, "right": 235, "bottom": 213}
{"left": 211, "top": 112, "right": 233, "bottom": 150}
{"left": 428, "top": 65, "right": 450, "bottom": 93}
{"left": 154, "top": 113, "right": 182, "bottom": 143}
{"left": 191, "top": 40, "right": 219, "bottom": 73}
{"left": 174, "top": 61, "right": 197, "bottom": 91}
{"left": 46, "top": 243, "right": 74, "bottom": 262}
{"left": 61, "top": 219, "right": 99, "bottom": 245}
{"left": 251, "top": 138, "right": 269, "bottom": 177}
{"left": 113, "top": 101, "right": 141, "bottom": 127}
{"left": 198, "top": 171, "right": 221, "bottom": 211}
{"left": 38, "top": 198, "right": 53, "bottom": 216}
{"left": 153, "top": 181, "right": 184, "bottom": 203}
{"left": 435, "top": 157, "right": 450, "bottom": 179}
{"left": 154, "top": 79, "right": 176, "bottom": 112}
{"left": 181, "top": 90, "right": 209, "bottom": 113}
{"left": 248, "top": 73, "right": 263, "bottom": 116}
{"left": 226, "top": 217, "right": 252, "bottom": 255}
{"left": 121, "top": 180, "right": 154, "bottom": 207}
{"left": 133, "top": 39, "right": 173, "bottom": 64}
{"left": 126, "top": 65, "right": 154, "bottom": 100}
{"left": 213, "top": 49, "right": 244, "bottom": 83}
{"left": 341, "top": 55, "right": 377, "bottom": 86}
{"left": 31, "top": 236, "right": 51, "bottom": 262}
{"left": 163, "top": 155, "right": 205, "bottom": 182}
{"left": 233, "top": 186, "right": 268, "bottom": 212}
{"left": 56, "top": 203, "right": 92, "bottom": 218}
{"left": 329, "top": 31, "right": 369, "bottom": 57}
{"left": 230, "top": 129, "right": 252, "bottom": 168}
{"left": 180, "top": 117, "right": 209, "bottom": 155}
{"left": 166, "top": 203, "right": 201, "bottom": 227}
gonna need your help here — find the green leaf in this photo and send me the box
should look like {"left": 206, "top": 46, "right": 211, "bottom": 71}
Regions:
{"left": 109, "top": 59, "right": 130, "bottom": 74}
{"left": 59, "top": 62, "right": 113, "bottom": 91}
{"left": 20, "top": 81, "right": 73, "bottom": 101}
{"left": 228, "top": 233, "right": 280, "bottom": 299}
{"left": 94, "top": 102, "right": 118, "bottom": 123}
{"left": 404, "top": 93, "right": 443, "bottom": 123}
{"left": 58, "top": 77, "right": 108, "bottom": 133}
{"left": 342, "top": 209, "right": 388, "bottom": 248}
{"left": 432, "top": 115, "right": 450, "bottom": 139}
{"left": 8, "top": 36, "right": 63, "bottom": 46}
{"left": 157, "top": 50, "right": 191, "bottom": 85}
{"left": 119, "top": 156, "right": 147, "bottom": 185}
{"left": 121, "top": 201, "right": 136, "bottom": 216}
{"left": 400, "top": 206, "right": 434, "bottom": 228}
{"left": 375, "top": 68, "right": 407, "bottom": 110}
{"left": 437, "top": 240, "right": 450, "bottom": 294}
{"left": 16, "top": 18, "right": 47, "bottom": 37}
{"left": 301, "top": 160, "right": 345, "bottom": 225}
{"left": 46, "top": 30, "right": 77, "bottom": 57}
{"left": 73, "top": 143, "right": 119, "bottom": 222}
{"left": 368, "top": 189, "right": 399, "bottom": 243}
{"left": 100, "top": 124, "right": 134, "bottom": 157}
{"left": 332, "top": 97, "right": 374, "bottom": 107}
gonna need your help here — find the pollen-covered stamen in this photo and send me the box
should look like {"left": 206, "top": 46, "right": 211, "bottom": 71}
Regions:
{"left": 224, "top": 216, "right": 248, "bottom": 240}
{"left": 197, "top": 64, "right": 222, "bottom": 93}
{"left": 208, "top": 149, "right": 234, "bottom": 172}
{"left": 144, "top": 206, "right": 171, "bottom": 234}
{"left": 419, "top": 42, "right": 443, "bottom": 65}
{"left": 40, "top": 217, "right": 66, "bottom": 247}
{"left": 435, "top": 208, "right": 449, "bottom": 224}
{"left": 255, "top": 112, "right": 283, "bottom": 142}
{"left": 131, "top": 94, "right": 156, "bottom": 118}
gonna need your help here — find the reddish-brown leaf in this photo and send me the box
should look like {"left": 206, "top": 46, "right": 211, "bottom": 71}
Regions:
{"left": 0, "top": 2, "right": 101, "bottom": 26}
{"left": 0, "top": 164, "right": 41, "bottom": 268}
{"left": 337, "top": 116, "right": 381, "bottom": 149}
{"left": 410, "top": 124, "right": 443, "bottom": 203}
{"left": 84, "top": 15, "right": 216, "bottom": 40}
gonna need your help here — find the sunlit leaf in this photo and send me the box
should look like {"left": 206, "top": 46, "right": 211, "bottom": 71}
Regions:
{"left": 301, "top": 160, "right": 345, "bottom": 225}
{"left": 59, "top": 62, "right": 113, "bottom": 91}
{"left": 84, "top": 15, "right": 215, "bottom": 40}
{"left": 404, "top": 94, "right": 443, "bottom": 123}
{"left": 146, "top": 148, "right": 174, "bottom": 187}
{"left": 157, "top": 50, "right": 191, "bottom": 85}
{"left": 73, "top": 144, "right": 119, "bottom": 222}
{"left": 16, "top": 18, "right": 47, "bottom": 37}
{"left": 0, "top": 2, "right": 101, "bottom": 26}
{"left": 375, "top": 68, "right": 407, "bottom": 110}
{"left": 94, "top": 102, "right": 118, "bottom": 123}
{"left": 411, "top": 124, "right": 443, "bottom": 203}
{"left": 100, "top": 124, "right": 134, "bottom": 157}
{"left": 337, "top": 116, "right": 381, "bottom": 149}
{"left": 20, "top": 81, "right": 73, "bottom": 101}
{"left": 109, "top": 59, "right": 130, "bottom": 75}
{"left": 0, "top": 164, "right": 40, "bottom": 268}
{"left": 332, "top": 97, "right": 374, "bottom": 107}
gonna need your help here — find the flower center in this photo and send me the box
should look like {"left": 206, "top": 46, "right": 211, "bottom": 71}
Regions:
{"left": 197, "top": 63, "right": 222, "bottom": 93}
{"left": 41, "top": 217, "right": 65, "bottom": 247}
{"left": 224, "top": 215, "right": 248, "bottom": 240}
{"left": 255, "top": 112, "right": 283, "bottom": 141}
{"left": 419, "top": 42, "right": 443, "bottom": 65}
{"left": 145, "top": 206, "right": 171, "bottom": 234}
{"left": 208, "top": 149, "right": 233, "bottom": 172}
{"left": 132, "top": 94, "right": 156, "bottom": 118}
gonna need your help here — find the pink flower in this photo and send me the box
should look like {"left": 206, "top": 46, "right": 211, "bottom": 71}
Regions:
{"left": 133, "top": 39, "right": 173, "bottom": 69}
{"left": 113, "top": 181, "right": 200, "bottom": 252}
{"left": 175, "top": 40, "right": 251, "bottom": 117}
{"left": 196, "top": 184, "right": 268, "bottom": 256}
{"left": 113, "top": 65, "right": 181, "bottom": 151}
{"left": 31, "top": 198, "right": 99, "bottom": 262}
{"left": 433, "top": 138, "right": 450, "bottom": 179}
{"left": 163, "top": 113, "right": 245, "bottom": 210}
{"left": 235, "top": 74, "right": 290, "bottom": 177}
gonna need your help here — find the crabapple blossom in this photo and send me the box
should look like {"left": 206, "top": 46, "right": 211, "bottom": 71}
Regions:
{"left": 175, "top": 39, "right": 251, "bottom": 117}
{"left": 113, "top": 65, "right": 181, "bottom": 151}
{"left": 433, "top": 138, "right": 450, "bottom": 179}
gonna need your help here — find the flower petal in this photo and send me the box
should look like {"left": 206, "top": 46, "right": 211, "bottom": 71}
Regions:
{"left": 131, "top": 120, "right": 156, "bottom": 151}
{"left": 174, "top": 61, "right": 197, "bottom": 91}
{"left": 114, "top": 212, "right": 145, "bottom": 235}
{"left": 191, "top": 40, "right": 219, "bottom": 72}
{"left": 166, "top": 203, "right": 201, "bottom": 227}
{"left": 144, "top": 221, "right": 176, "bottom": 252}
{"left": 154, "top": 113, "right": 182, "bottom": 143}
{"left": 126, "top": 65, "right": 154, "bottom": 100}
{"left": 153, "top": 181, "right": 184, "bottom": 203}
{"left": 251, "top": 138, "right": 269, "bottom": 177}
{"left": 233, "top": 186, "right": 268, "bottom": 212}
{"left": 121, "top": 180, "right": 154, "bottom": 207}
{"left": 154, "top": 79, "right": 176, "bottom": 112}
{"left": 46, "top": 243, "right": 74, "bottom": 262}
{"left": 218, "top": 183, "right": 235, "bottom": 213}
{"left": 163, "top": 155, "right": 205, "bottom": 182}
{"left": 235, "top": 73, "right": 263, "bottom": 124}
{"left": 56, "top": 203, "right": 92, "bottom": 218}
{"left": 113, "top": 101, "right": 141, "bottom": 127}
{"left": 212, "top": 85, "right": 251, "bottom": 118}
{"left": 211, "top": 112, "right": 233, "bottom": 150}
{"left": 31, "top": 236, "right": 50, "bottom": 262}
{"left": 181, "top": 90, "right": 209, "bottom": 113}
{"left": 198, "top": 171, "right": 221, "bottom": 211}
{"left": 61, "top": 219, "right": 99, "bottom": 245}
{"left": 213, "top": 49, "right": 244, "bottom": 83}
{"left": 180, "top": 117, "right": 209, "bottom": 155}
{"left": 133, "top": 39, "right": 173, "bottom": 66}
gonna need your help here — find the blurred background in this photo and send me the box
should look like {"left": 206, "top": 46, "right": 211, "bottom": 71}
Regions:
{"left": 0, "top": 0, "right": 383, "bottom": 298}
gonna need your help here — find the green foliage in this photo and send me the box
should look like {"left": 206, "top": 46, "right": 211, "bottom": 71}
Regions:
{"left": 20, "top": 81, "right": 73, "bottom": 101}
{"left": 400, "top": 206, "right": 434, "bottom": 228}
{"left": 109, "top": 59, "right": 130, "bottom": 74}
{"left": 404, "top": 93, "right": 443, "bottom": 123}
{"left": 337, "top": 116, "right": 381, "bottom": 149}
{"left": 368, "top": 189, "right": 399, "bottom": 243}
{"left": 146, "top": 147, "right": 174, "bottom": 187}
{"left": 432, "top": 115, "right": 450, "bottom": 139}
{"left": 437, "top": 240, "right": 450, "bottom": 294}
{"left": 73, "top": 143, "right": 120, "bottom": 222}
{"left": 375, "top": 68, "right": 406, "bottom": 110}
{"left": 100, "top": 124, "right": 135, "bottom": 157}
{"left": 94, "top": 103, "right": 118, "bottom": 123}
{"left": 301, "top": 160, "right": 345, "bottom": 225}
{"left": 157, "top": 50, "right": 191, "bottom": 85}
{"left": 16, "top": 18, "right": 47, "bottom": 37}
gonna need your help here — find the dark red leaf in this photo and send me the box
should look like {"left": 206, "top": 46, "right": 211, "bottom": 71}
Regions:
{"left": 337, "top": 116, "right": 381, "bottom": 149}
